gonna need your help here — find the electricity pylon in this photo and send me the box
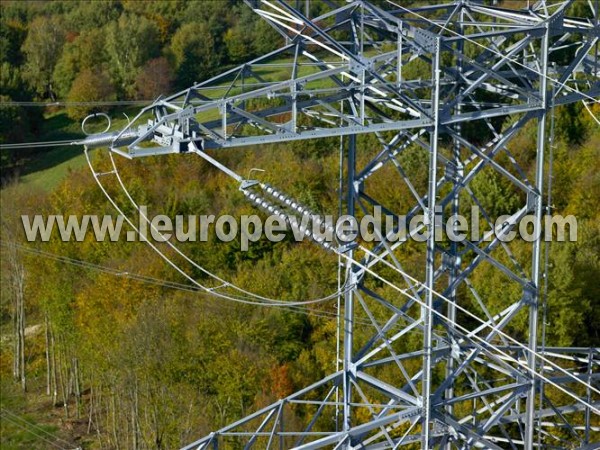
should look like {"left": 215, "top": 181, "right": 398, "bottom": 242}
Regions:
{"left": 83, "top": 1, "right": 600, "bottom": 448}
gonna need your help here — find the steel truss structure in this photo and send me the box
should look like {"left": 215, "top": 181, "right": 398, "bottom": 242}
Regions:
{"left": 83, "top": 0, "right": 600, "bottom": 448}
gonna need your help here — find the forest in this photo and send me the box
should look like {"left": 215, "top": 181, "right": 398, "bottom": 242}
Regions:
{"left": 0, "top": 0, "right": 599, "bottom": 449}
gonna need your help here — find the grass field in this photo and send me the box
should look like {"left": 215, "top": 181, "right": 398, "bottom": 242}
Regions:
{"left": 18, "top": 146, "right": 89, "bottom": 191}
{"left": 12, "top": 108, "right": 138, "bottom": 192}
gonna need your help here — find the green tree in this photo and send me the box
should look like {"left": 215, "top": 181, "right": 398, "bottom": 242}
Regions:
{"left": 122, "top": 0, "right": 187, "bottom": 43}
{"left": 252, "top": 18, "right": 282, "bottom": 56}
{"left": 171, "top": 22, "right": 220, "bottom": 88}
{"left": 52, "top": 28, "right": 107, "bottom": 99}
{"left": 0, "top": 62, "right": 25, "bottom": 99}
{"left": 223, "top": 5, "right": 257, "bottom": 64}
{"left": 469, "top": 166, "right": 522, "bottom": 218}
{"left": 65, "top": 0, "right": 122, "bottom": 32}
{"left": 0, "top": 17, "right": 26, "bottom": 66}
{"left": 66, "top": 69, "right": 116, "bottom": 120}
{"left": 105, "top": 13, "right": 160, "bottom": 97}
{"left": 224, "top": 25, "right": 252, "bottom": 64}
{"left": 545, "top": 239, "right": 592, "bottom": 346}
{"left": 21, "top": 15, "right": 65, "bottom": 99}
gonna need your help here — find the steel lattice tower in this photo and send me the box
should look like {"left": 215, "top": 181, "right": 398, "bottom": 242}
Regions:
{"left": 83, "top": 0, "right": 600, "bottom": 448}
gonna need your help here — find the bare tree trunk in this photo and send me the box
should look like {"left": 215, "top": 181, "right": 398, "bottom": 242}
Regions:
{"left": 57, "top": 336, "right": 69, "bottom": 418}
{"left": 51, "top": 325, "right": 59, "bottom": 405}
{"left": 92, "top": 382, "right": 104, "bottom": 448}
{"left": 17, "top": 281, "right": 25, "bottom": 392}
{"left": 12, "top": 290, "right": 18, "bottom": 380}
{"left": 131, "top": 379, "right": 140, "bottom": 450}
{"left": 88, "top": 380, "right": 94, "bottom": 434}
{"left": 112, "top": 391, "right": 120, "bottom": 450}
{"left": 73, "top": 356, "right": 81, "bottom": 419}
{"left": 45, "top": 313, "right": 51, "bottom": 396}
{"left": 151, "top": 385, "right": 165, "bottom": 450}
{"left": 5, "top": 239, "right": 26, "bottom": 392}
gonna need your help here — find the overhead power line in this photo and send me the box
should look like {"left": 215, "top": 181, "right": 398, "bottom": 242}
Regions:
{"left": 0, "top": 139, "right": 78, "bottom": 150}
{"left": 0, "top": 100, "right": 153, "bottom": 107}
{"left": 0, "top": 240, "right": 381, "bottom": 328}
